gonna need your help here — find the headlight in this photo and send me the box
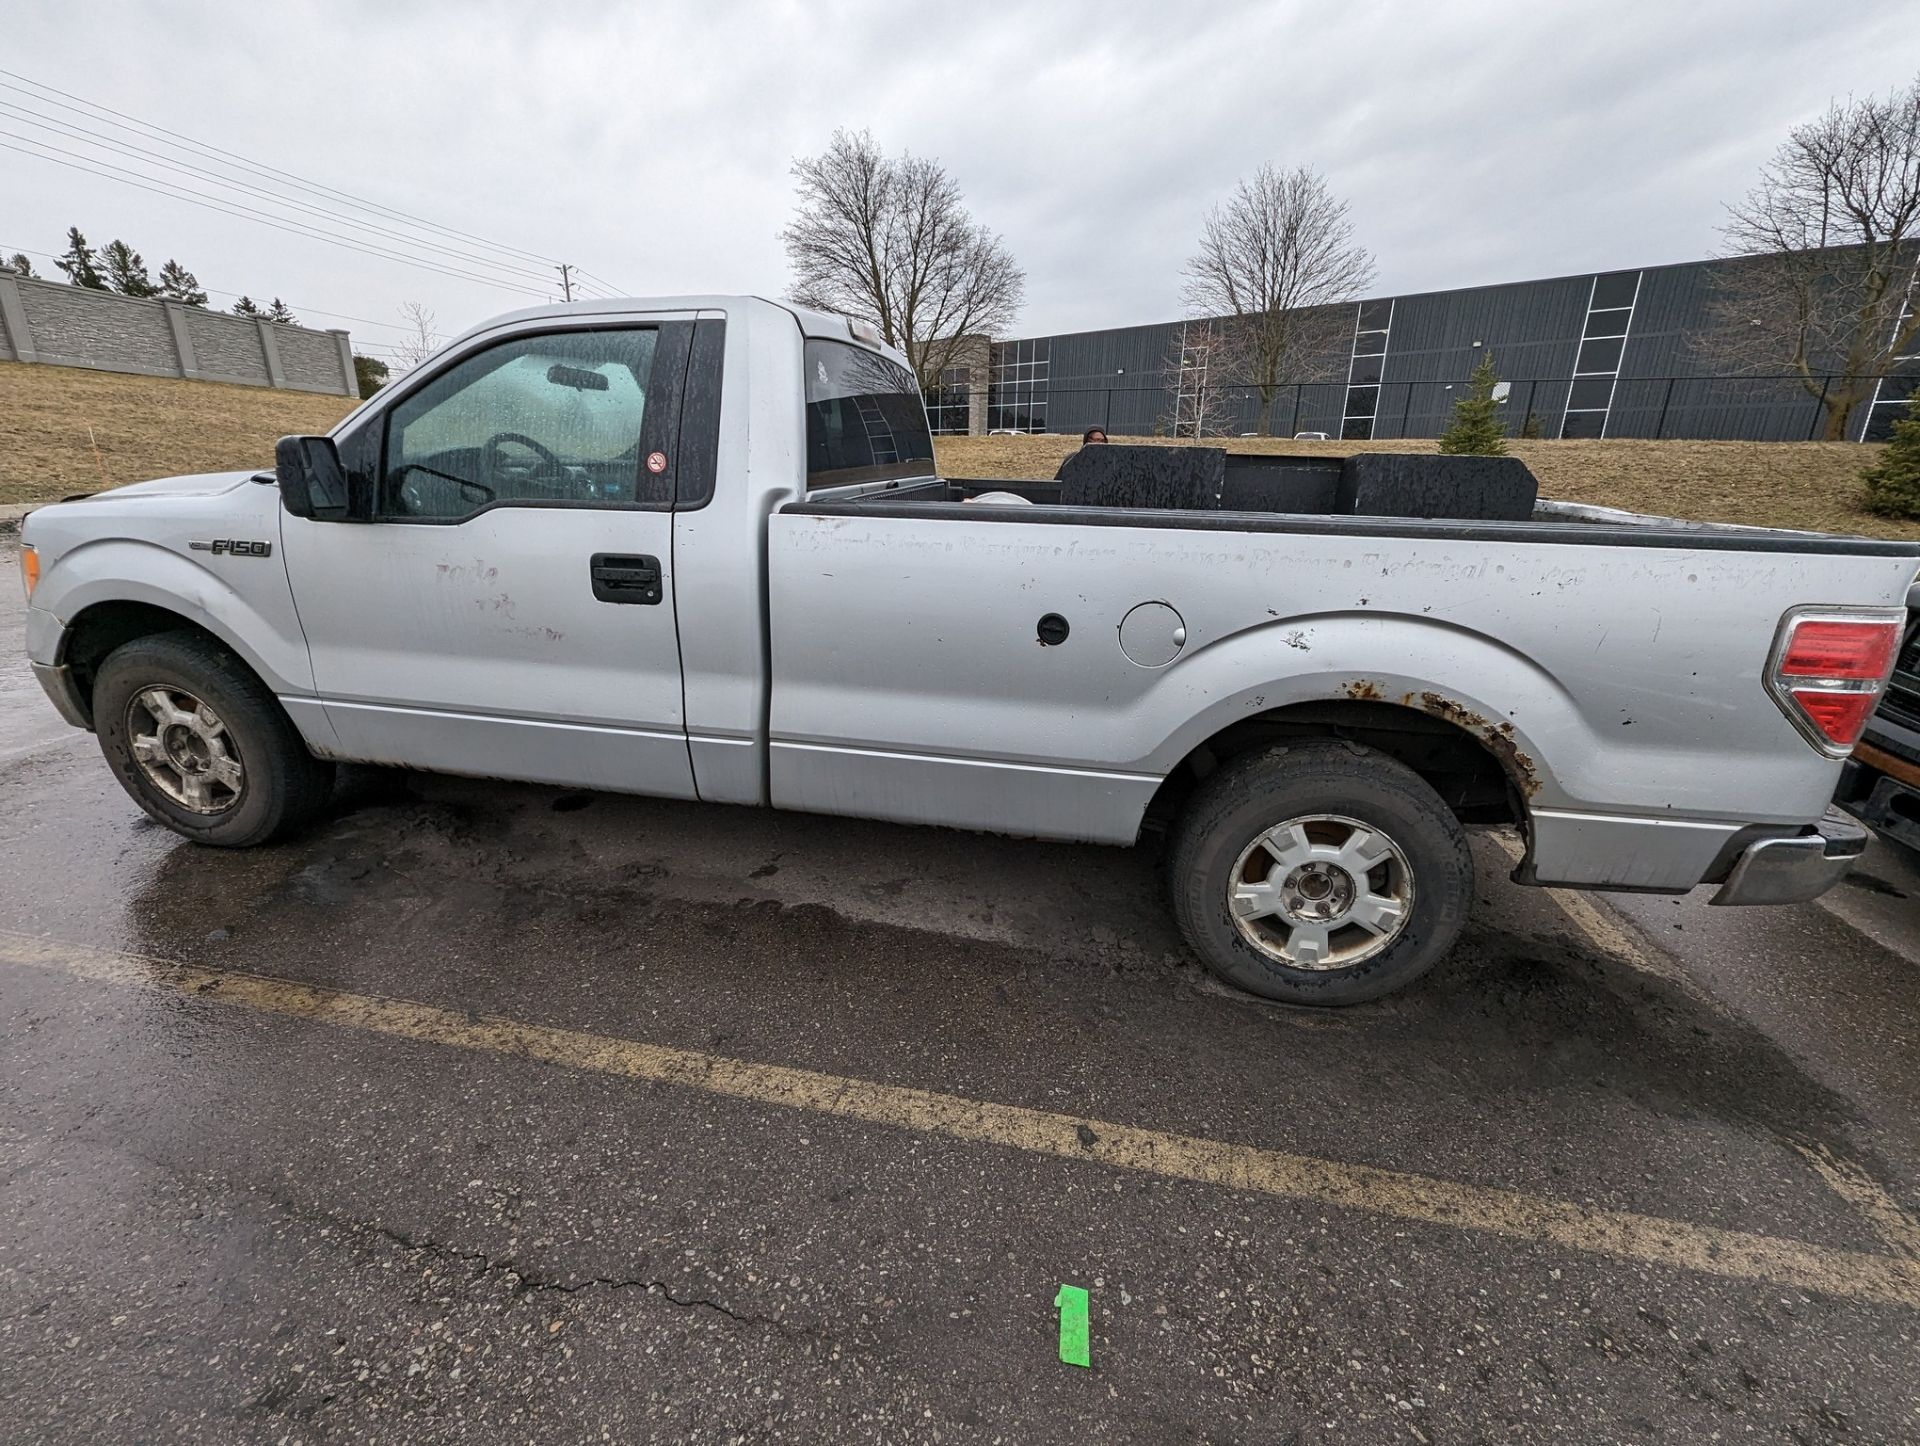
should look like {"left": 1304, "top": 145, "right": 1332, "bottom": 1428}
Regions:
{"left": 18, "top": 543, "right": 38, "bottom": 600}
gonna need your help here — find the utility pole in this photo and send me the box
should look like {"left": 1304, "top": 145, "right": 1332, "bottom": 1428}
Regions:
{"left": 556, "top": 263, "right": 574, "bottom": 302}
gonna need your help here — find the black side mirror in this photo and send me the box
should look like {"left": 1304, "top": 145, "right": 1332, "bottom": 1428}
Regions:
{"left": 276, "top": 435, "right": 349, "bottom": 520}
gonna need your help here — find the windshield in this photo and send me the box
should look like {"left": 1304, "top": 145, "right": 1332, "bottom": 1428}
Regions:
{"left": 803, "top": 339, "right": 936, "bottom": 490}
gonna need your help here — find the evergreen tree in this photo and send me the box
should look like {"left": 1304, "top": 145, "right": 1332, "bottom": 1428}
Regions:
{"left": 231, "top": 295, "right": 264, "bottom": 318}
{"left": 100, "top": 239, "right": 158, "bottom": 297}
{"left": 353, "top": 354, "right": 390, "bottom": 398}
{"left": 156, "top": 259, "right": 207, "bottom": 307}
{"left": 3, "top": 252, "right": 32, "bottom": 277}
{"left": 1862, "top": 393, "right": 1920, "bottom": 520}
{"left": 1437, "top": 352, "right": 1509, "bottom": 456}
{"left": 262, "top": 297, "right": 297, "bottom": 324}
{"left": 54, "top": 227, "right": 106, "bottom": 289}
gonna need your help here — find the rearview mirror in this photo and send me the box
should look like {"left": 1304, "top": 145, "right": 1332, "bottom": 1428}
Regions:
{"left": 547, "top": 363, "right": 610, "bottom": 391}
{"left": 276, "top": 435, "right": 349, "bottom": 520}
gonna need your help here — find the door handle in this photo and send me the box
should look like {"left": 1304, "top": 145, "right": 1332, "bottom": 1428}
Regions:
{"left": 590, "top": 553, "right": 663, "bottom": 605}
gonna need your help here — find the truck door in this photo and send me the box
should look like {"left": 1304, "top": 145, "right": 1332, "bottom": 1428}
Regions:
{"left": 280, "top": 318, "right": 698, "bottom": 797}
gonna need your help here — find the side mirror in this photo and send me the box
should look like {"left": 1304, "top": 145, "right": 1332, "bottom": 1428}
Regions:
{"left": 275, "top": 435, "right": 349, "bottom": 520}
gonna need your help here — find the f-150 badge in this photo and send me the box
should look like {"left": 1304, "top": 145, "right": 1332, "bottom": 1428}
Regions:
{"left": 189, "top": 539, "right": 273, "bottom": 557}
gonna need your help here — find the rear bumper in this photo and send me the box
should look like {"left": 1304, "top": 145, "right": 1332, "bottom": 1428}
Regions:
{"left": 1710, "top": 807, "right": 1866, "bottom": 906}
{"left": 30, "top": 661, "right": 91, "bottom": 730}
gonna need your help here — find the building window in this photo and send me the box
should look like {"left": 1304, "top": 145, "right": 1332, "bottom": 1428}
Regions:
{"left": 1860, "top": 289, "right": 1919, "bottom": 441}
{"left": 1568, "top": 376, "right": 1616, "bottom": 411}
{"left": 988, "top": 337, "right": 1050, "bottom": 432}
{"left": 1342, "top": 300, "right": 1393, "bottom": 439}
{"left": 1590, "top": 271, "right": 1638, "bottom": 310}
{"left": 1583, "top": 308, "right": 1633, "bottom": 339}
{"left": 1561, "top": 270, "right": 1640, "bottom": 438}
{"left": 925, "top": 366, "right": 972, "bottom": 434}
{"left": 1575, "top": 336, "right": 1624, "bottom": 374}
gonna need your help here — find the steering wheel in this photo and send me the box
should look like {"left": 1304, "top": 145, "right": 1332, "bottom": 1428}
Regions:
{"left": 397, "top": 462, "right": 495, "bottom": 517}
{"left": 482, "top": 431, "right": 567, "bottom": 486}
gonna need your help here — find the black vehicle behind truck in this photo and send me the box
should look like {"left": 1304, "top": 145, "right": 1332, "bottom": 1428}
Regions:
{"left": 1837, "top": 584, "right": 1920, "bottom": 853}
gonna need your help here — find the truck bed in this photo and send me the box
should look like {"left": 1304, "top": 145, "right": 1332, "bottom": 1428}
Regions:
{"left": 768, "top": 454, "right": 1919, "bottom": 892}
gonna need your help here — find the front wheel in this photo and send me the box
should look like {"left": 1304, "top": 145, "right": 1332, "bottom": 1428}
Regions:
{"left": 93, "top": 632, "right": 334, "bottom": 847}
{"left": 1167, "top": 740, "right": 1472, "bottom": 1005}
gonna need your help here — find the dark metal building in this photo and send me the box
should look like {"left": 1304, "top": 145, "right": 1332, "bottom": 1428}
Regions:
{"left": 964, "top": 254, "right": 1916, "bottom": 444}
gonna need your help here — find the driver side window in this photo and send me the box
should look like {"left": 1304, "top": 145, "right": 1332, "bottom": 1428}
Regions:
{"left": 381, "top": 328, "right": 659, "bottom": 520}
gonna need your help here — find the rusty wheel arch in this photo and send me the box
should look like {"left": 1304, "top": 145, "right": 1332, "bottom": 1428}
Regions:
{"left": 1144, "top": 693, "right": 1535, "bottom": 840}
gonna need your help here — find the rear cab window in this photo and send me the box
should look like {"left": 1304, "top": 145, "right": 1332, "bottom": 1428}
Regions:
{"left": 804, "top": 340, "right": 936, "bottom": 492}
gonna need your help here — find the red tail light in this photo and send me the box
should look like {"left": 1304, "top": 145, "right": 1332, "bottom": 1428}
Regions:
{"left": 1766, "top": 609, "right": 1904, "bottom": 756}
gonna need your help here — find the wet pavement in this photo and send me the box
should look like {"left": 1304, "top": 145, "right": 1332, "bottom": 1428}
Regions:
{"left": 3, "top": 537, "right": 1919, "bottom": 1443}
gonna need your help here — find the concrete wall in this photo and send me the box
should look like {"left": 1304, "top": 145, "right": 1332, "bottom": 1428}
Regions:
{"left": 0, "top": 269, "right": 355, "bottom": 396}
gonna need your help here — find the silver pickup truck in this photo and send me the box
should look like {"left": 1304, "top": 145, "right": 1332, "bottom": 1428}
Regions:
{"left": 19, "top": 295, "right": 1917, "bottom": 1004}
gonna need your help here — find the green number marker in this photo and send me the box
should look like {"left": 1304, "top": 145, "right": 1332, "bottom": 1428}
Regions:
{"left": 1054, "top": 1284, "right": 1090, "bottom": 1368}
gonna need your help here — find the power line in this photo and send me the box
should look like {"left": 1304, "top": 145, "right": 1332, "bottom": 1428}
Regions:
{"left": 0, "top": 101, "right": 559, "bottom": 287}
{"left": 0, "top": 69, "right": 565, "bottom": 271}
{"left": 574, "top": 267, "right": 630, "bottom": 298}
{"left": 555, "top": 267, "right": 630, "bottom": 303}
{"left": 0, "top": 137, "right": 553, "bottom": 298}
{"left": 1, "top": 241, "right": 421, "bottom": 333}
{"left": 1, "top": 68, "right": 626, "bottom": 325}
{"left": 0, "top": 126, "right": 555, "bottom": 292}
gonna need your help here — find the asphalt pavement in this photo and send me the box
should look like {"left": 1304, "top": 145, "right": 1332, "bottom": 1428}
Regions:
{"left": 2, "top": 537, "right": 1918, "bottom": 1444}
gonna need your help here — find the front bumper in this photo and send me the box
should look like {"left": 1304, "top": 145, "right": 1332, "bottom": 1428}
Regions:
{"left": 1710, "top": 807, "right": 1866, "bottom": 906}
{"left": 30, "top": 661, "right": 91, "bottom": 730}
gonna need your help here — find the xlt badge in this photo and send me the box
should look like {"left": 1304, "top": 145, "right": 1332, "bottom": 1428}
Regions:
{"left": 189, "top": 539, "right": 273, "bottom": 557}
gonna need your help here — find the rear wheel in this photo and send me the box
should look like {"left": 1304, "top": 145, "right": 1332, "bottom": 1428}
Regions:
{"left": 93, "top": 632, "right": 334, "bottom": 847}
{"left": 1168, "top": 740, "right": 1472, "bottom": 1005}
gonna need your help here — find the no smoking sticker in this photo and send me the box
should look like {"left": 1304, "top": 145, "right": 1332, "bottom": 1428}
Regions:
{"left": 646, "top": 451, "right": 669, "bottom": 474}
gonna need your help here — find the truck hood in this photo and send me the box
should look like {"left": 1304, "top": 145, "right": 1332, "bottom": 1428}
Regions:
{"left": 74, "top": 469, "right": 262, "bottom": 502}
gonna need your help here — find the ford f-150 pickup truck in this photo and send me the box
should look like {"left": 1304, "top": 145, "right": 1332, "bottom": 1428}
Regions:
{"left": 19, "top": 295, "right": 1919, "bottom": 1004}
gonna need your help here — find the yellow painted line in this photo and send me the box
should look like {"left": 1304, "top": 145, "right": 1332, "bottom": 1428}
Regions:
{"left": 1489, "top": 832, "right": 1689, "bottom": 985}
{"left": 1540, "top": 884, "right": 1690, "bottom": 984}
{"left": 1792, "top": 1141, "right": 1920, "bottom": 1262}
{"left": 5, "top": 929, "right": 1920, "bottom": 1310}
{"left": 1486, "top": 835, "right": 1920, "bottom": 1268}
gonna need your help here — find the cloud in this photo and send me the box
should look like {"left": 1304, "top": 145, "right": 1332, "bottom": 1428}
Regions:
{"left": 2, "top": 0, "right": 1913, "bottom": 351}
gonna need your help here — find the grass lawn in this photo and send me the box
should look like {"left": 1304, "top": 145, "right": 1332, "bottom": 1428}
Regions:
{"left": 0, "top": 361, "right": 358, "bottom": 507}
{"left": 3, "top": 360, "right": 1910, "bottom": 541}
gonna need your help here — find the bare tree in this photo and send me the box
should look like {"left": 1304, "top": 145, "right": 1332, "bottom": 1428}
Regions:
{"left": 1183, "top": 165, "right": 1375, "bottom": 435}
{"left": 1706, "top": 78, "right": 1920, "bottom": 440}
{"left": 782, "top": 129, "right": 1025, "bottom": 391}
{"left": 394, "top": 301, "right": 441, "bottom": 372}
{"left": 1158, "top": 319, "right": 1249, "bottom": 438}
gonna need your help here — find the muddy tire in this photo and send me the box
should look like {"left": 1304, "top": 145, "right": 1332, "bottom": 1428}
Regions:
{"left": 93, "top": 631, "right": 334, "bottom": 848}
{"left": 1168, "top": 740, "right": 1472, "bottom": 1005}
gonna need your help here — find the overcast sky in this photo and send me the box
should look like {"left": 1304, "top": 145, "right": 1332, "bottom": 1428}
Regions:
{"left": 4, "top": 1, "right": 1916, "bottom": 363}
